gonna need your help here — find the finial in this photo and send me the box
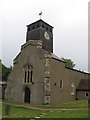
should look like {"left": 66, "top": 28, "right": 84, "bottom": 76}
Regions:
{"left": 39, "top": 12, "right": 42, "bottom": 19}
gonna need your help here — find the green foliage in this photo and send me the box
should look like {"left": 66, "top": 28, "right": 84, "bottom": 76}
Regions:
{"left": 0, "top": 59, "right": 1, "bottom": 64}
{"left": 2, "top": 65, "right": 12, "bottom": 81}
{"left": 0, "top": 59, "right": 2, "bottom": 68}
{"left": 0, "top": 59, "right": 12, "bottom": 81}
{"left": 61, "top": 57, "right": 75, "bottom": 69}
{"left": 0, "top": 59, "right": 2, "bottom": 81}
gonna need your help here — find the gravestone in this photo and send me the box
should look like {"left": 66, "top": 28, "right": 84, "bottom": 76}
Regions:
{"left": 5, "top": 104, "right": 10, "bottom": 116}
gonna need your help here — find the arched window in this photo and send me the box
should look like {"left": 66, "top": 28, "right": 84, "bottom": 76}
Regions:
{"left": 24, "top": 65, "right": 33, "bottom": 83}
{"left": 60, "top": 80, "right": 63, "bottom": 88}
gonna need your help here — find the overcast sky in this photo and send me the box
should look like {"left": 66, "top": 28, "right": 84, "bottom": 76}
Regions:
{"left": 0, "top": 0, "right": 89, "bottom": 72}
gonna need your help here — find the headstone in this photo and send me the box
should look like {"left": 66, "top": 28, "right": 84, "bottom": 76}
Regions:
{"left": 5, "top": 104, "right": 10, "bottom": 116}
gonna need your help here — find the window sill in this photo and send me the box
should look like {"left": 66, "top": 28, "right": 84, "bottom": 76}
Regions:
{"left": 23, "top": 83, "right": 32, "bottom": 84}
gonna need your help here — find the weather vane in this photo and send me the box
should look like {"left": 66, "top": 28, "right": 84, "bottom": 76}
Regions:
{"left": 39, "top": 12, "right": 42, "bottom": 19}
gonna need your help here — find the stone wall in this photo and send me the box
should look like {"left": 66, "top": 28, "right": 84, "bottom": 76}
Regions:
{"left": 77, "top": 91, "right": 90, "bottom": 100}
{"left": 5, "top": 40, "right": 46, "bottom": 104}
{"left": 50, "top": 58, "right": 88, "bottom": 104}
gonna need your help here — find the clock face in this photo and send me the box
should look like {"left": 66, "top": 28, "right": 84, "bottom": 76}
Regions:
{"left": 44, "top": 31, "right": 50, "bottom": 40}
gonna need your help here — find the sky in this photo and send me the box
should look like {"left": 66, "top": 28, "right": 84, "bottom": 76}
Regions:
{"left": 0, "top": 0, "right": 89, "bottom": 72}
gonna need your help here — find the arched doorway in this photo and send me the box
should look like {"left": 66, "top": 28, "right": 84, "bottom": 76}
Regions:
{"left": 24, "top": 87, "right": 31, "bottom": 103}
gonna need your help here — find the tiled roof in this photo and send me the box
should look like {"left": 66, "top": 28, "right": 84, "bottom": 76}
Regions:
{"left": 77, "top": 79, "right": 90, "bottom": 91}
{"left": 27, "top": 19, "right": 53, "bottom": 28}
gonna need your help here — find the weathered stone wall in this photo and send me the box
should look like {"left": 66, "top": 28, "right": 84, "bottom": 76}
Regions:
{"left": 77, "top": 91, "right": 90, "bottom": 100}
{"left": 50, "top": 58, "right": 88, "bottom": 104}
{"left": 5, "top": 40, "right": 46, "bottom": 104}
{"left": 5, "top": 40, "right": 89, "bottom": 104}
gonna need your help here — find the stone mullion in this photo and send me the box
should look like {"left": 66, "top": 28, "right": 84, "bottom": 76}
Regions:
{"left": 23, "top": 69, "right": 25, "bottom": 83}
{"left": 26, "top": 66, "right": 28, "bottom": 83}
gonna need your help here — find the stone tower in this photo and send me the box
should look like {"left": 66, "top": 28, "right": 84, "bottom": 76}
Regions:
{"left": 26, "top": 19, "right": 53, "bottom": 53}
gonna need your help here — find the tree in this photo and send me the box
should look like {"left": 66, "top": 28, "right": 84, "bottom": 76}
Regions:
{"left": 0, "top": 59, "right": 12, "bottom": 81}
{"left": 61, "top": 57, "right": 75, "bottom": 69}
{"left": 0, "top": 59, "right": 2, "bottom": 81}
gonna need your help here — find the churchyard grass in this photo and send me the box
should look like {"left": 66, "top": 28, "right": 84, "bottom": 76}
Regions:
{"left": 2, "top": 100, "right": 88, "bottom": 118}
{"left": 2, "top": 104, "right": 88, "bottom": 118}
{"left": 3, "top": 100, "right": 88, "bottom": 108}
{"left": 41, "top": 110, "right": 88, "bottom": 118}
{"left": 2, "top": 104, "right": 43, "bottom": 118}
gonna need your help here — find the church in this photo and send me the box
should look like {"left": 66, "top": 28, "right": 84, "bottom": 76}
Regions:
{"left": 5, "top": 19, "right": 89, "bottom": 104}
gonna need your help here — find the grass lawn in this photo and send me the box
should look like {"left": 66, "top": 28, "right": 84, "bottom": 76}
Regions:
{"left": 2, "top": 100, "right": 89, "bottom": 118}
{"left": 2, "top": 104, "right": 43, "bottom": 118}
{"left": 42, "top": 110, "right": 88, "bottom": 118}
{"left": 27, "top": 100, "right": 88, "bottom": 109}
{"left": 3, "top": 100, "right": 88, "bottom": 109}
{"left": 2, "top": 104, "right": 88, "bottom": 118}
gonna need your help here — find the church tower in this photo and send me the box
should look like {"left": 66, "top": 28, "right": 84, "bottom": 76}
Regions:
{"left": 26, "top": 19, "right": 53, "bottom": 53}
